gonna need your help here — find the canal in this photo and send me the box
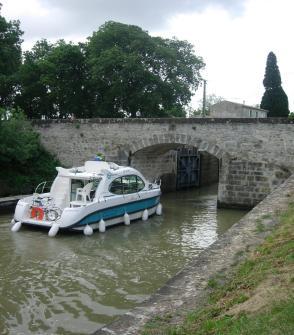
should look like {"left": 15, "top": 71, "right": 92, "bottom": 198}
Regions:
{"left": 0, "top": 185, "right": 247, "bottom": 335}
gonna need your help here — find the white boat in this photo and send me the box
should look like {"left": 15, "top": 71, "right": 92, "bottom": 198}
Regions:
{"left": 12, "top": 161, "right": 162, "bottom": 236}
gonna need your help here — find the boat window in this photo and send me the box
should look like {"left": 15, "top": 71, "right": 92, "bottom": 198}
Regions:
{"left": 109, "top": 177, "right": 123, "bottom": 195}
{"left": 70, "top": 178, "right": 101, "bottom": 201}
{"left": 136, "top": 176, "right": 145, "bottom": 192}
{"left": 109, "top": 175, "right": 145, "bottom": 195}
{"left": 71, "top": 180, "right": 84, "bottom": 201}
{"left": 122, "top": 175, "right": 137, "bottom": 194}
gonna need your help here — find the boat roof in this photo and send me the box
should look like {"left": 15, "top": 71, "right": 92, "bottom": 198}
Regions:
{"left": 56, "top": 161, "right": 144, "bottom": 180}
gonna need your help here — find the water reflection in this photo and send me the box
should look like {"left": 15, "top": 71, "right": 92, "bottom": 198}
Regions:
{"left": 0, "top": 184, "right": 247, "bottom": 335}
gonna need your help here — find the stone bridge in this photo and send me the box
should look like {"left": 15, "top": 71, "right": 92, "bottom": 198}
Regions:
{"left": 34, "top": 118, "right": 294, "bottom": 209}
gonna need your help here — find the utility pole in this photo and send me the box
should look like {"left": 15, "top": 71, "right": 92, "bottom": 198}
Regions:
{"left": 202, "top": 79, "right": 207, "bottom": 117}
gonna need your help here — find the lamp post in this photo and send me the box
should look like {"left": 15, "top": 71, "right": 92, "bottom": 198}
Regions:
{"left": 202, "top": 79, "right": 207, "bottom": 117}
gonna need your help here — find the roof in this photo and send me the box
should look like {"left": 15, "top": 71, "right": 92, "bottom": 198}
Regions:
{"left": 56, "top": 161, "right": 144, "bottom": 180}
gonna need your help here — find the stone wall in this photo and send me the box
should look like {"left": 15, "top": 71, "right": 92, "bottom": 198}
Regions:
{"left": 218, "top": 159, "right": 291, "bottom": 208}
{"left": 200, "top": 152, "right": 219, "bottom": 186}
{"left": 131, "top": 149, "right": 177, "bottom": 192}
{"left": 33, "top": 118, "right": 294, "bottom": 208}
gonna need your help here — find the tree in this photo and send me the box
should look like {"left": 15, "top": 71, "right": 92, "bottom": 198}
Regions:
{"left": 17, "top": 39, "right": 93, "bottom": 119}
{"left": 260, "top": 52, "right": 289, "bottom": 117}
{"left": 191, "top": 94, "right": 224, "bottom": 117}
{"left": 0, "top": 108, "right": 58, "bottom": 195}
{"left": 44, "top": 40, "right": 94, "bottom": 118}
{"left": 16, "top": 39, "right": 55, "bottom": 119}
{"left": 86, "top": 21, "right": 205, "bottom": 118}
{"left": 0, "top": 3, "right": 23, "bottom": 108}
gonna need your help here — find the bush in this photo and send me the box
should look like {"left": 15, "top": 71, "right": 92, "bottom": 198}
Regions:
{"left": 0, "top": 108, "right": 59, "bottom": 196}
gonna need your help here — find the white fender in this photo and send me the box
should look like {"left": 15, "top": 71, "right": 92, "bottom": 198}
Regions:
{"left": 156, "top": 203, "right": 162, "bottom": 215}
{"left": 48, "top": 223, "right": 59, "bottom": 237}
{"left": 99, "top": 219, "right": 106, "bottom": 233}
{"left": 11, "top": 221, "right": 22, "bottom": 232}
{"left": 142, "top": 209, "right": 149, "bottom": 221}
{"left": 124, "top": 212, "right": 130, "bottom": 225}
{"left": 83, "top": 225, "right": 93, "bottom": 236}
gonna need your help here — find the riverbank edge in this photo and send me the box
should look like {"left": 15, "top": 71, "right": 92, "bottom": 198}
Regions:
{"left": 94, "top": 174, "right": 294, "bottom": 335}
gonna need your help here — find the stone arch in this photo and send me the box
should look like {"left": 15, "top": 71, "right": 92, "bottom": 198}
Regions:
{"left": 127, "top": 133, "right": 227, "bottom": 160}
{"left": 124, "top": 133, "right": 223, "bottom": 192}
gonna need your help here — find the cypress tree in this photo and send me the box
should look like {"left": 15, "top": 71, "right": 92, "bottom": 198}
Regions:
{"left": 260, "top": 52, "right": 289, "bottom": 117}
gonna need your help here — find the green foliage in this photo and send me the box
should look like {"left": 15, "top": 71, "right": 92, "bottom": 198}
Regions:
{"left": 0, "top": 108, "right": 58, "bottom": 195}
{"left": 15, "top": 39, "right": 54, "bottom": 119}
{"left": 255, "top": 219, "right": 266, "bottom": 232}
{"left": 1, "top": 5, "right": 205, "bottom": 119}
{"left": 177, "top": 300, "right": 294, "bottom": 335}
{"left": 86, "top": 21, "right": 205, "bottom": 118}
{"left": 261, "top": 86, "right": 289, "bottom": 118}
{"left": 260, "top": 52, "right": 289, "bottom": 117}
{"left": 0, "top": 4, "right": 23, "bottom": 108}
{"left": 16, "top": 39, "right": 94, "bottom": 119}
{"left": 207, "top": 277, "right": 221, "bottom": 289}
{"left": 262, "top": 52, "right": 281, "bottom": 88}
{"left": 44, "top": 40, "right": 94, "bottom": 118}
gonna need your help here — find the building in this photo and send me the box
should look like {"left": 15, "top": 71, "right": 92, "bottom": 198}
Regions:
{"left": 209, "top": 100, "right": 268, "bottom": 118}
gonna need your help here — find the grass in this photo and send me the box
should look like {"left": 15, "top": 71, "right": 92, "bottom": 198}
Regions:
{"left": 142, "top": 203, "right": 294, "bottom": 335}
{"left": 177, "top": 300, "right": 294, "bottom": 335}
{"left": 255, "top": 219, "right": 266, "bottom": 233}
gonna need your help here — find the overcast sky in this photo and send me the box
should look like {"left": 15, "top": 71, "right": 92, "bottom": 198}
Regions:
{"left": 2, "top": 0, "right": 293, "bottom": 111}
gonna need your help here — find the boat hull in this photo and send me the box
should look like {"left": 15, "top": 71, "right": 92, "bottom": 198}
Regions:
{"left": 15, "top": 191, "right": 161, "bottom": 233}
{"left": 71, "top": 205, "right": 157, "bottom": 231}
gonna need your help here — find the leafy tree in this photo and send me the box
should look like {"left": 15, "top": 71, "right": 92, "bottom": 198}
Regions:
{"left": 16, "top": 39, "right": 54, "bottom": 118}
{"left": 39, "top": 40, "right": 94, "bottom": 118}
{"left": 87, "top": 21, "right": 205, "bottom": 117}
{"left": 25, "top": 38, "right": 53, "bottom": 62}
{"left": 260, "top": 52, "right": 289, "bottom": 117}
{"left": 0, "top": 3, "right": 23, "bottom": 108}
{"left": 17, "top": 39, "right": 94, "bottom": 119}
{"left": 0, "top": 108, "right": 58, "bottom": 195}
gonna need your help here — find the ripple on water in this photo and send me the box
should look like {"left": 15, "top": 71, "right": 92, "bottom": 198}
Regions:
{"left": 0, "top": 186, "right": 247, "bottom": 334}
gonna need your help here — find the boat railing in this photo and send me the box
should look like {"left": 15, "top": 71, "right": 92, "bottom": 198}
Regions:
{"left": 34, "top": 181, "right": 53, "bottom": 195}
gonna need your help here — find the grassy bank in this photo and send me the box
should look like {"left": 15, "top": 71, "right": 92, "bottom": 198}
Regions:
{"left": 142, "top": 202, "right": 294, "bottom": 335}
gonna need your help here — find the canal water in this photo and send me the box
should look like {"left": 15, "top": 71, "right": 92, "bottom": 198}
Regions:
{"left": 0, "top": 185, "right": 247, "bottom": 335}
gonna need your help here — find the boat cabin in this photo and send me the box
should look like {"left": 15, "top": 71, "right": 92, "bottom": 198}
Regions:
{"left": 43, "top": 161, "right": 148, "bottom": 209}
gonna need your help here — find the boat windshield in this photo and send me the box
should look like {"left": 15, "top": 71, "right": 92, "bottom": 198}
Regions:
{"left": 70, "top": 178, "right": 101, "bottom": 202}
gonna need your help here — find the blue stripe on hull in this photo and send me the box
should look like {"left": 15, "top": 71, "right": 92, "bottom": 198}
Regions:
{"left": 76, "top": 196, "right": 160, "bottom": 227}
